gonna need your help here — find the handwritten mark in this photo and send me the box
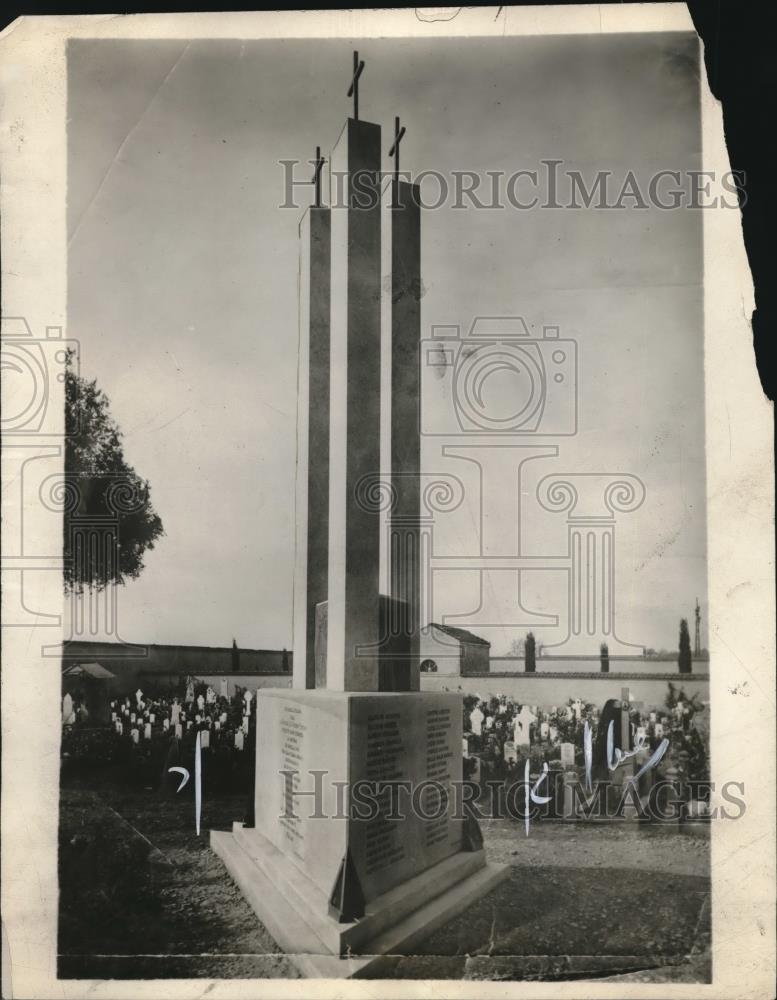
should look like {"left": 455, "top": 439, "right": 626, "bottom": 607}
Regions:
{"left": 195, "top": 730, "right": 202, "bottom": 836}
{"left": 167, "top": 730, "right": 202, "bottom": 834}
{"left": 524, "top": 759, "right": 552, "bottom": 836}
{"left": 168, "top": 766, "right": 189, "bottom": 793}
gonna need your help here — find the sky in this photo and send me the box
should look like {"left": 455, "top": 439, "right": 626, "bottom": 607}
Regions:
{"left": 67, "top": 32, "right": 707, "bottom": 655}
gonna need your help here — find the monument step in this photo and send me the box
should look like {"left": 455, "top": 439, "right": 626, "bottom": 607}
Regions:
{"left": 210, "top": 829, "right": 331, "bottom": 959}
{"left": 232, "top": 821, "right": 490, "bottom": 954}
{"left": 211, "top": 825, "right": 509, "bottom": 975}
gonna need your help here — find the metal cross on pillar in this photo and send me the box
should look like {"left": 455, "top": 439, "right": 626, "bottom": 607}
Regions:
{"left": 388, "top": 115, "right": 406, "bottom": 179}
{"left": 311, "top": 145, "right": 325, "bottom": 208}
{"left": 347, "top": 50, "right": 365, "bottom": 120}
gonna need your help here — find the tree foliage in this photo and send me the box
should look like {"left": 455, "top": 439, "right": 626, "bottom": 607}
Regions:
{"left": 64, "top": 352, "right": 164, "bottom": 592}
{"left": 678, "top": 618, "right": 692, "bottom": 674}
{"left": 525, "top": 632, "right": 536, "bottom": 673}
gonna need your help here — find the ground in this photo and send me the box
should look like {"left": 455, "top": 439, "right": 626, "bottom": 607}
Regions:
{"left": 58, "top": 767, "right": 710, "bottom": 981}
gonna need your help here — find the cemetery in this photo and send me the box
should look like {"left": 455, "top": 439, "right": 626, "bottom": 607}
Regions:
{"left": 59, "top": 670, "right": 711, "bottom": 980}
{"left": 57, "top": 49, "right": 712, "bottom": 983}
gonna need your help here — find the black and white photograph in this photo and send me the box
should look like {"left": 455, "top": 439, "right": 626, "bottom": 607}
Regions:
{"left": 1, "top": 5, "right": 774, "bottom": 997}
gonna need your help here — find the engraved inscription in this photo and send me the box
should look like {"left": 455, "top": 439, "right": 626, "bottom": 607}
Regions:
{"left": 279, "top": 704, "right": 306, "bottom": 859}
{"left": 363, "top": 712, "right": 407, "bottom": 875}
{"left": 424, "top": 707, "right": 453, "bottom": 848}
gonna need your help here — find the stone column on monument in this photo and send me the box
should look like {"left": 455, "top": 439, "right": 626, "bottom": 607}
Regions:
{"left": 326, "top": 117, "right": 383, "bottom": 692}
{"left": 387, "top": 175, "right": 422, "bottom": 693}
{"left": 293, "top": 204, "right": 331, "bottom": 690}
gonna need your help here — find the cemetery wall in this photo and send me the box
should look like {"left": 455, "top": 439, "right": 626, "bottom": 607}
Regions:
{"left": 170, "top": 673, "right": 291, "bottom": 698}
{"left": 62, "top": 639, "right": 292, "bottom": 690}
{"left": 420, "top": 670, "right": 709, "bottom": 709}
{"left": 490, "top": 655, "right": 710, "bottom": 674}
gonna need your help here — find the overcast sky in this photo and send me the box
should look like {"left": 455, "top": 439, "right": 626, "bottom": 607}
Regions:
{"left": 68, "top": 32, "right": 706, "bottom": 654}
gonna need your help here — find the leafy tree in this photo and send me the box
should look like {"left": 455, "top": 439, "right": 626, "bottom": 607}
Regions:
{"left": 64, "top": 352, "right": 163, "bottom": 592}
{"left": 600, "top": 642, "right": 610, "bottom": 673}
{"left": 508, "top": 636, "right": 525, "bottom": 657}
{"left": 525, "top": 632, "right": 536, "bottom": 673}
{"left": 678, "top": 618, "right": 692, "bottom": 673}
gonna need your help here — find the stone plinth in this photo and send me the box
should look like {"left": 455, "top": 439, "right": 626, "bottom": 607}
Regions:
{"left": 314, "top": 597, "right": 420, "bottom": 694}
{"left": 211, "top": 688, "right": 508, "bottom": 974}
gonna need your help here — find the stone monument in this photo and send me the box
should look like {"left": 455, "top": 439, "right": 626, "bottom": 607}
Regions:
{"left": 211, "top": 54, "right": 508, "bottom": 977}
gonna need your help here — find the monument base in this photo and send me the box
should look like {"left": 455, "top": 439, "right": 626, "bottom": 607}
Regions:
{"left": 211, "top": 822, "right": 509, "bottom": 978}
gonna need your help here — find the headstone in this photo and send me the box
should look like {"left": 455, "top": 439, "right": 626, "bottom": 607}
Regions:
{"left": 514, "top": 705, "right": 534, "bottom": 747}
{"left": 131, "top": 728, "right": 139, "bottom": 744}
{"left": 470, "top": 706, "right": 484, "bottom": 735}
{"left": 206, "top": 686, "right": 216, "bottom": 704}
{"left": 220, "top": 677, "right": 229, "bottom": 699}
{"left": 503, "top": 741, "right": 517, "bottom": 763}
{"left": 175, "top": 723, "right": 183, "bottom": 739}
{"left": 235, "top": 730, "right": 244, "bottom": 750}
{"left": 197, "top": 694, "right": 205, "bottom": 712}
{"left": 62, "top": 693, "right": 75, "bottom": 725}
{"left": 135, "top": 688, "right": 143, "bottom": 707}
{"left": 200, "top": 729, "right": 210, "bottom": 749}
{"left": 560, "top": 742, "right": 575, "bottom": 766}
{"left": 540, "top": 721, "right": 550, "bottom": 740}
{"left": 549, "top": 725, "right": 558, "bottom": 742}
{"left": 144, "top": 723, "right": 152, "bottom": 740}
{"left": 485, "top": 715, "right": 494, "bottom": 730}
{"left": 163, "top": 718, "right": 170, "bottom": 731}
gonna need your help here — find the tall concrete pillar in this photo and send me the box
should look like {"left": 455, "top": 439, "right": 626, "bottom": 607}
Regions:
{"left": 327, "top": 119, "right": 382, "bottom": 691}
{"left": 293, "top": 207, "right": 331, "bottom": 689}
{"left": 388, "top": 179, "right": 422, "bottom": 692}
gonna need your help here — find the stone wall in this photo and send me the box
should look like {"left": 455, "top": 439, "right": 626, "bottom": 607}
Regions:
{"left": 420, "top": 670, "right": 709, "bottom": 709}
{"left": 62, "top": 640, "right": 292, "bottom": 691}
{"left": 490, "top": 655, "right": 709, "bottom": 675}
